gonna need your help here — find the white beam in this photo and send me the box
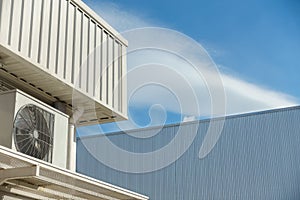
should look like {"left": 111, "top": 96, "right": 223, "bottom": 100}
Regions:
{"left": 0, "top": 165, "right": 39, "bottom": 185}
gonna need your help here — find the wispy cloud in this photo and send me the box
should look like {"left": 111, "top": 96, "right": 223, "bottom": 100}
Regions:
{"left": 86, "top": 1, "right": 154, "bottom": 31}
{"left": 79, "top": 1, "right": 298, "bottom": 135}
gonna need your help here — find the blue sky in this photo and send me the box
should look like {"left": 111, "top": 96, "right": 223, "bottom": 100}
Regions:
{"left": 79, "top": 0, "right": 300, "bottom": 135}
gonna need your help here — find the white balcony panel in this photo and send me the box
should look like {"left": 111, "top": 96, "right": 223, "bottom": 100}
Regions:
{"left": 107, "top": 36, "right": 113, "bottom": 108}
{"left": 9, "top": 0, "right": 22, "bottom": 51}
{"left": 121, "top": 45, "right": 127, "bottom": 115}
{"left": 56, "top": 0, "right": 68, "bottom": 79}
{"left": 0, "top": 0, "right": 11, "bottom": 44}
{"left": 0, "top": 0, "right": 128, "bottom": 126}
{"left": 48, "top": 0, "right": 59, "bottom": 75}
{"left": 101, "top": 31, "right": 108, "bottom": 104}
{"left": 29, "top": 0, "right": 42, "bottom": 62}
{"left": 73, "top": 8, "right": 83, "bottom": 88}
{"left": 64, "top": 2, "right": 76, "bottom": 83}
{"left": 94, "top": 25, "right": 102, "bottom": 100}
{"left": 19, "top": 0, "right": 32, "bottom": 57}
{"left": 88, "top": 20, "right": 96, "bottom": 96}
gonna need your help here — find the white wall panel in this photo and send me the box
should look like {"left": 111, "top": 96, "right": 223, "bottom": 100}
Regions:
{"left": 107, "top": 36, "right": 113, "bottom": 107}
{"left": 39, "top": 0, "right": 51, "bottom": 67}
{"left": 101, "top": 31, "right": 108, "bottom": 103}
{"left": 0, "top": 0, "right": 2, "bottom": 39}
{"left": 88, "top": 20, "right": 96, "bottom": 96}
{"left": 48, "top": 0, "right": 59, "bottom": 74}
{"left": 9, "top": 0, "right": 22, "bottom": 51}
{"left": 80, "top": 14, "right": 89, "bottom": 92}
{"left": 0, "top": 0, "right": 12, "bottom": 44}
{"left": 113, "top": 41, "right": 119, "bottom": 110}
{"left": 56, "top": 0, "right": 67, "bottom": 78}
{"left": 19, "top": 0, "right": 32, "bottom": 57}
{"left": 118, "top": 44, "right": 122, "bottom": 112}
{"left": 65, "top": 2, "right": 76, "bottom": 83}
{"left": 29, "top": 0, "right": 42, "bottom": 62}
{"left": 121, "top": 45, "right": 127, "bottom": 114}
{"left": 94, "top": 25, "right": 102, "bottom": 100}
{"left": 73, "top": 8, "right": 83, "bottom": 88}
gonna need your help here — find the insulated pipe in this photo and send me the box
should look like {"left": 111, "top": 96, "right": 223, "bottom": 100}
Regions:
{"left": 67, "top": 123, "right": 76, "bottom": 171}
{"left": 54, "top": 102, "right": 83, "bottom": 171}
{"left": 67, "top": 108, "right": 84, "bottom": 171}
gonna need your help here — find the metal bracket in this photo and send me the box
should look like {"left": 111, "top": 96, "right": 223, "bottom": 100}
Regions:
{"left": 0, "top": 165, "right": 39, "bottom": 185}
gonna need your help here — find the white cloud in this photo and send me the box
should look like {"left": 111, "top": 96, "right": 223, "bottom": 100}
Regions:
{"left": 87, "top": 1, "right": 153, "bottom": 32}
{"left": 80, "top": 2, "right": 298, "bottom": 134}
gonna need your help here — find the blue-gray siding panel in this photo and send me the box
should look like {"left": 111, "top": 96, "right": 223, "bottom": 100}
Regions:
{"left": 77, "top": 106, "right": 300, "bottom": 200}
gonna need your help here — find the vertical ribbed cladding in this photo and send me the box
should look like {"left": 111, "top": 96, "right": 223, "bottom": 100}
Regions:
{"left": 0, "top": 0, "right": 12, "bottom": 44}
{"left": 18, "top": 0, "right": 24, "bottom": 52}
{"left": 48, "top": 0, "right": 59, "bottom": 74}
{"left": 46, "top": 0, "right": 53, "bottom": 69}
{"left": 1, "top": 0, "right": 8, "bottom": 42}
{"left": 29, "top": 0, "right": 42, "bottom": 61}
{"left": 0, "top": 0, "right": 2, "bottom": 36}
{"left": 54, "top": 0, "right": 61, "bottom": 74}
{"left": 85, "top": 15, "right": 90, "bottom": 93}
{"left": 87, "top": 19, "right": 95, "bottom": 95}
{"left": 98, "top": 27, "right": 104, "bottom": 101}
{"left": 102, "top": 30, "right": 108, "bottom": 103}
{"left": 81, "top": 14, "right": 89, "bottom": 91}
{"left": 39, "top": 0, "right": 51, "bottom": 68}
{"left": 70, "top": 2, "right": 76, "bottom": 84}
{"left": 37, "top": 0, "right": 44, "bottom": 63}
{"left": 63, "top": 0, "right": 69, "bottom": 79}
{"left": 74, "top": 8, "right": 82, "bottom": 87}
{"left": 110, "top": 38, "right": 115, "bottom": 108}
{"left": 106, "top": 34, "right": 110, "bottom": 105}
{"left": 92, "top": 21, "right": 97, "bottom": 97}
{"left": 107, "top": 35, "right": 114, "bottom": 107}
{"left": 55, "top": 0, "right": 62, "bottom": 76}
{"left": 113, "top": 40, "right": 118, "bottom": 110}
{"left": 8, "top": 0, "right": 14, "bottom": 46}
{"left": 94, "top": 25, "right": 102, "bottom": 100}
{"left": 118, "top": 42, "right": 122, "bottom": 113}
{"left": 121, "top": 45, "right": 127, "bottom": 114}
{"left": 58, "top": 0, "right": 67, "bottom": 78}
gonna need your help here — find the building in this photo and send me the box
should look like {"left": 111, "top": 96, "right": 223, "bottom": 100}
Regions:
{"left": 77, "top": 106, "right": 300, "bottom": 200}
{"left": 0, "top": 0, "right": 148, "bottom": 199}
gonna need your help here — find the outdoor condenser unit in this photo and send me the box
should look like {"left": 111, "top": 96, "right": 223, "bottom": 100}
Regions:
{"left": 0, "top": 89, "right": 68, "bottom": 168}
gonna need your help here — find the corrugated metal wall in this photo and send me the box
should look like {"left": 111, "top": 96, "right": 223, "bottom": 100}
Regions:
{"left": 77, "top": 106, "right": 300, "bottom": 200}
{"left": 0, "top": 0, "right": 127, "bottom": 115}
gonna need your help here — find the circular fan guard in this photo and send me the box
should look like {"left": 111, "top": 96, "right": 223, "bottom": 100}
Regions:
{"left": 13, "top": 104, "right": 53, "bottom": 161}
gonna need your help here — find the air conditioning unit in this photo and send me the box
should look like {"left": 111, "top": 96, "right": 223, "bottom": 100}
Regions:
{"left": 0, "top": 89, "right": 69, "bottom": 168}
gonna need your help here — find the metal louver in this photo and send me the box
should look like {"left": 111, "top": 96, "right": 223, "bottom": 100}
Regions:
{"left": 13, "top": 104, "right": 54, "bottom": 162}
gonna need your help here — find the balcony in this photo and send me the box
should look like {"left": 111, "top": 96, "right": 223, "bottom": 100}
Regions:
{"left": 0, "top": 0, "right": 128, "bottom": 126}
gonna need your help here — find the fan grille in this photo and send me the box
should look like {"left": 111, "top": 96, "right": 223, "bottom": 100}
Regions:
{"left": 13, "top": 104, "right": 54, "bottom": 162}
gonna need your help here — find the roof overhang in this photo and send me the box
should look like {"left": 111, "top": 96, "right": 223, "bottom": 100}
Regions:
{"left": 0, "top": 146, "right": 148, "bottom": 200}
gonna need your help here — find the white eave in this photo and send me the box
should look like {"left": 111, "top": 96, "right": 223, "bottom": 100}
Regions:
{"left": 0, "top": 146, "right": 148, "bottom": 200}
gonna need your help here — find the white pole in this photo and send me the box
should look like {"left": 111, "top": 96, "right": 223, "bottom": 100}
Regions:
{"left": 67, "top": 107, "right": 83, "bottom": 171}
{"left": 67, "top": 123, "right": 76, "bottom": 171}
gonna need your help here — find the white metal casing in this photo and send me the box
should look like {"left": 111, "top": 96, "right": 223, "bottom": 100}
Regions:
{"left": 0, "top": 89, "right": 68, "bottom": 168}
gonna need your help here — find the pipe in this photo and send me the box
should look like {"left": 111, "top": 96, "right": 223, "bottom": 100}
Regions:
{"left": 54, "top": 102, "right": 83, "bottom": 171}
{"left": 67, "top": 123, "right": 76, "bottom": 171}
{"left": 67, "top": 108, "right": 84, "bottom": 171}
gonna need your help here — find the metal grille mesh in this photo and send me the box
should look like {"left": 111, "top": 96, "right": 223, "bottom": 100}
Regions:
{"left": 13, "top": 104, "right": 54, "bottom": 163}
